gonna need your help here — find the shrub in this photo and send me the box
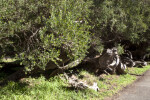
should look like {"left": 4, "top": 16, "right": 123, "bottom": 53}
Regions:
{"left": 90, "top": 0, "right": 150, "bottom": 48}
{"left": 0, "top": 0, "right": 92, "bottom": 70}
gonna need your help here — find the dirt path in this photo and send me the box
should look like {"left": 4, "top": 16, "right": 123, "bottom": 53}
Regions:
{"left": 110, "top": 69, "right": 150, "bottom": 100}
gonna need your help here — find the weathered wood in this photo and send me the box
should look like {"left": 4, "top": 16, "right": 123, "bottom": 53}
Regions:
{"left": 143, "top": 53, "right": 150, "bottom": 61}
{"left": 98, "top": 48, "right": 117, "bottom": 71}
{"left": 116, "top": 62, "right": 127, "bottom": 74}
{"left": 64, "top": 74, "right": 99, "bottom": 91}
{"left": 121, "top": 57, "right": 135, "bottom": 67}
{"left": 97, "top": 47, "right": 125, "bottom": 74}
{"left": 134, "top": 61, "right": 147, "bottom": 68}
{"left": 83, "top": 47, "right": 127, "bottom": 74}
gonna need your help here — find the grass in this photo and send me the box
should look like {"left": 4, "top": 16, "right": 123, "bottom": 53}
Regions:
{"left": 0, "top": 65, "right": 150, "bottom": 100}
{"left": 127, "top": 65, "right": 150, "bottom": 75}
{"left": 0, "top": 76, "right": 100, "bottom": 100}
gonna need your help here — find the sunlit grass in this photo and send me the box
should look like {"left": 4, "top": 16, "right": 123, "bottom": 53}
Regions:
{"left": 0, "top": 76, "right": 100, "bottom": 100}
{"left": 127, "top": 65, "right": 150, "bottom": 75}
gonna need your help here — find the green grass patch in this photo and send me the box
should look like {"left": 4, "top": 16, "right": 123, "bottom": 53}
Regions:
{"left": 0, "top": 76, "right": 100, "bottom": 100}
{"left": 0, "top": 65, "right": 150, "bottom": 100}
{"left": 127, "top": 65, "right": 150, "bottom": 75}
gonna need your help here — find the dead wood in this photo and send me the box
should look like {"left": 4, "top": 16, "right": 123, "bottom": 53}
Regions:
{"left": 121, "top": 57, "right": 135, "bottom": 67}
{"left": 97, "top": 47, "right": 126, "bottom": 74}
{"left": 64, "top": 73, "right": 99, "bottom": 91}
{"left": 83, "top": 47, "right": 127, "bottom": 75}
{"left": 133, "top": 61, "right": 147, "bottom": 68}
{"left": 116, "top": 62, "right": 127, "bottom": 74}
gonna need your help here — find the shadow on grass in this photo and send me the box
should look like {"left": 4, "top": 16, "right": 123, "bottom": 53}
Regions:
{"left": 128, "top": 73, "right": 143, "bottom": 76}
{"left": 61, "top": 85, "right": 89, "bottom": 93}
{"left": 0, "top": 81, "right": 30, "bottom": 96}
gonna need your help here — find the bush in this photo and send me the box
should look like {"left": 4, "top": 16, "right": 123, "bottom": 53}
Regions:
{"left": 0, "top": 0, "right": 92, "bottom": 70}
{"left": 90, "top": 0, "right": 150, "bottom": 48}
{"left": 0, "top": 0, "right": 150, "bottom": 71}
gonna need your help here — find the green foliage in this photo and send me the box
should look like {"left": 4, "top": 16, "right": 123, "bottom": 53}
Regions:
{"left": 0, "top": 0, "right": 92, "bottom": 70}
{"left": 0, "top": 0, "right": 150, "bottom": 70}
{"left": 92, "top": 36, "right": 104, "bottom": 54}
{"left": 116, "top": 44, "right": 124, "bottom": 55}
{"left": 90, "top": 0, "right": 150, "bottom": 47}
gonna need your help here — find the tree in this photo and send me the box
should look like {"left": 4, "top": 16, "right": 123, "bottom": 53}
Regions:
{"left": 90, "top": 0, "right": 150, "bottom": 51}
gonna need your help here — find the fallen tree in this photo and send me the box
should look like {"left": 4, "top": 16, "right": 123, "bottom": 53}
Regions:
{"left": 64, "top": 73, "right": 99, "bottom": 91}
{"left": 82, "top": 47, "right": 127, "bottom": 75}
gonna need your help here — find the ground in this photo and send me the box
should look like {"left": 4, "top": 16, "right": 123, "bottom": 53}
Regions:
{"left": 0, "top": 65, "right": 150, "bottom": 100}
